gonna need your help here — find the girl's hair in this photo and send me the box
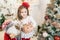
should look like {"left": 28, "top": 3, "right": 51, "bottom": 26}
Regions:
{"left": 17, "top": 2, "right": 30, "bottom": 20}
{"left": 17, "top": 5, "right": 29, "bottom": 20}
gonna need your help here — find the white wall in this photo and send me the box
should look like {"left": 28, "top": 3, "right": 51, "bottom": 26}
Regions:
{"left": 30, "top": 0, "right": 51, "bottom": 26}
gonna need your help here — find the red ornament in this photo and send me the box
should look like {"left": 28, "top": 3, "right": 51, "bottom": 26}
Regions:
{"left": 44, "top": 15, "right": 49, "bottom": 20}
{"left": 22, "top": 2, "right": 30, "bottom": 8}
{"left": 2, "top": 24, "right": 7, "bottom": 29}
{"left": 2, "top": 20, "right": 10, "bottom": 29}
{"left": 54, "top": 35, "right": 60, "bottom": 40}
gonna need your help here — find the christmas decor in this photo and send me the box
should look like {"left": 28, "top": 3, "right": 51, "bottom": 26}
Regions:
{"left": 0, "top": 14, "right": 5, "bottom": 30}
{"left": 54, "top": 35, "right": 60, "bottom": 40}
{"left": 38, "top": 0, "right": 60, "bottom": 40}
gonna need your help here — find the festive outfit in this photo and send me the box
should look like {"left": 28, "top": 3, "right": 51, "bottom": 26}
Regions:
{"left": 2, "top": 2, "right": 37, "bottom": 40}
{"left": 20, "top": 16, "right": 37, "bottom": 40}
{"left": 2, "top": 16, "right": 37, "bottom": 40}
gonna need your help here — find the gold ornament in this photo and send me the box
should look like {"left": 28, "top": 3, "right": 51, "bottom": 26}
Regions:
{"left": 56, "top": 14, "right": 60, "bottom": 19}
{"left": 21, "top": 0, "right": 24, "bottom": 2}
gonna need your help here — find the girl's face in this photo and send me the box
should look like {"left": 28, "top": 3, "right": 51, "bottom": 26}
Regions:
{"left": 20, "top": 8, "right": 27, "bottom": 18}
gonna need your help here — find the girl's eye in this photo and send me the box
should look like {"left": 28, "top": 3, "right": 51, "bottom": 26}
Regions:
{"left": 21, "top": 12, "right": 24, "bottom": 13}
{"left": 25, "top": 11, "right": 27, "bottom": 13}
{"left": 21, "top": 11, "right": 26, "bottom": 13}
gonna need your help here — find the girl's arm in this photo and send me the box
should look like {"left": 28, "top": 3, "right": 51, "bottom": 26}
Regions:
{"left": 29, "top": 16, "right": 37, "bottom": 27}
{"left": 29, "top": 16, "right": 38, "bottom": 35}
{"left": 9, "top": 33, "right": 16, "bottom": 39}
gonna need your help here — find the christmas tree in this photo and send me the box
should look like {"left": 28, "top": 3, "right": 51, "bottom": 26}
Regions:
{"left": 0, "top": 14, "right": 5, "bottom": 30}
{"left": 38, "top": 0, "right": 60, "bottom": 40}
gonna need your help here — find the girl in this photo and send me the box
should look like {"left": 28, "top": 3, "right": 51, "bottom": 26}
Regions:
{"left": 17, "top": 2, "right": 37, "bottom": 40}
{"left": 2, "top": 2, "right": 37, "bottom": 40}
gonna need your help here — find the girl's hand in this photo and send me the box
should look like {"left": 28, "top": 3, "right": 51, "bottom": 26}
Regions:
{"left": 10, "top": 33, "right": 16, "bottom": 39}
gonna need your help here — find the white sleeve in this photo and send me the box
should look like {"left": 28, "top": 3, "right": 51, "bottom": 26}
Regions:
{"left": 6, "top": 26, "right": 20, "bottom": 35}
{"left": 29, "top": 16, "right": 38, "bottom": 35}
{"left": 6, "top": 26, "right": 14, "bottom": 34}
{"left": 11, "top": 20, "right": 19, "bottom": 25}
{"left": 29, "top": 16, "right": 37, "bottom": 27}
{"left": 11, "top": 20, "right": 21, "bottom": 27}
{"left": 6, "top": 20, "right": 20, "bottom": 35}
